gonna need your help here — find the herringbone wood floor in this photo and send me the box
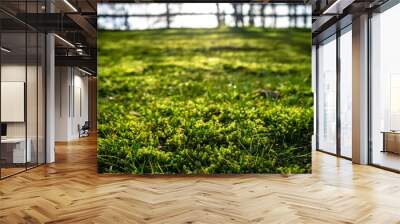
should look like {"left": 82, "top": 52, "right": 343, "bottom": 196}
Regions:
{"left": 1, "top": 136, "right": 400, "bottom": 224}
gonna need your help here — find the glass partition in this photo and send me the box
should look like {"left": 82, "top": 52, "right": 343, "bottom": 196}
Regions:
{"left": 317, "top": 35, "right": 337, "bottom": 154}
{"left": 38, "top": 32, "right": 46, "bottom": 165}
{"left": 0, "top": 30, "right": 28, "bottom": 177}
{"left": 27, "top": 30, "right": 38, "bottom": 169}
{"left": 0, "top": 1, "right": 46, "bottom": 179}
{"left": 370, "top": 4, "right": 400, "bottom": 171}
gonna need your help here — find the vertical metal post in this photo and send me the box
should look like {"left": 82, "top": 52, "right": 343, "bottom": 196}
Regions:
{"left": 25, "top": 0, "right": 28, "bottom": 171}
{"left": 367, "top": 11, "right": 373, "bottom": 165}
{"left": 0, "top": 14, "right": 2, "bottom": 179}
{"left": 36, "top": 0, "right": 39, "bottom": 167}
{"left": 46, "top": 0, "right": 56, "bottom": 163}
{"left": 315, "top": 44, "right": 320, "bottom": 150}
{"left": 44, "top": 1, "right": 47, "bottom": 164}
{"left": 336, "top": 27, "right": 341, "bottom": 157}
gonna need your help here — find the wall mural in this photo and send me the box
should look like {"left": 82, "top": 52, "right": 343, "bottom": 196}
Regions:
{"left": 97, "top": 3, "right": 313, "bottom": 174}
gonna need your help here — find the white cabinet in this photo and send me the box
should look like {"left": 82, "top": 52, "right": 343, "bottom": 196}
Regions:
{"left": 1, "top": 138, "right": 32, "bottom": 163}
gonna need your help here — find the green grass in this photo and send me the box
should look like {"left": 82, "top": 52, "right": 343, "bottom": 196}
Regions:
{"left": 97, "top": 27, "right": 312, "bottom": 174}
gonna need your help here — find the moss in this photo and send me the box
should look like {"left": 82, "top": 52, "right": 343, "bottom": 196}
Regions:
{"left": 97, "top": 28, "right": 312, "bottom": 174}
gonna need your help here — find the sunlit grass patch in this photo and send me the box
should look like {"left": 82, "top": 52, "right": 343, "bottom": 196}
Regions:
{"left": 98, "top": 28, "right": 312, "bottom": 174}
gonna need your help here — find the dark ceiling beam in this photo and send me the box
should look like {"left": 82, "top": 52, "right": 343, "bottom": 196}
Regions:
{"left": 52, "top": 0, "right": 78, "bottom": 13}
{"left": 14, "top": 13, "right": 82, "bottom": 32}
{"left": 86, "top": 0, "right": 97, "bottom": 11}
{"left": 7, "top": 12, "right": 96, "bottom": 48}
{"left": 50, "top": 0, "right": 96, "bottom": 47}
{"left": 56, "top": 47, "right": 97, "bottom": 56}
{"left": 78, "top": 66, "right": 97, "bottom": 76}
{"left": 0, "top": 8, "right": 37, "bottom": 31}
{"left": 322, "top": 0, "right": 355, "bottom": 14}
{"left": 67, "top": 13, "right": 97, "bottom": 36}
{"left": 55, "top": 55, "right": 96, "bottom": 72}
{"left": 66, "top": 14, "right": 97, "bottom": 47}
{"left": 0, "top": 19, "right": 27, "bottom": 31}
{"left": 98, "top": 0, "right": 306, "bottom": 3}
{"left": 81, "top": 12, "right": 97, "bottom": 16}
{"left": 311, "top": 15, "right": 334, "bottom": 33}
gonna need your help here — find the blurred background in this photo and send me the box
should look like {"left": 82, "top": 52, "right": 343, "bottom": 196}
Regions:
{"left": 98, "top": 3, "right": 312, "bottom": 30}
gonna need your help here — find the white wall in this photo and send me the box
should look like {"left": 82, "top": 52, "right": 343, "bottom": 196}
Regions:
{"left": 55, "top": 67, "right": 89, "bottom": 141}
{"left": 72, "top": 72, "right": 89, "bottom": 138}
{"left": 55, "top": 66, "right": 70, "bottom": 141}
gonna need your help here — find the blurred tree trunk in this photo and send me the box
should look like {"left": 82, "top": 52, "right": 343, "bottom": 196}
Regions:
{"left": 110, "top": 4, "right": 117, "bottom": 29}
{"left": 260, "top": 4, "right": 266, "bottom": 28}
{"left": 232, "top": 3, "right": 244, "bottom": 27}
{"left": 272, "top": 4, "right": 277, "bottom": 28}
{"left": 232, "top": 3, "right": 239, "bottom": 28}
{"left": 166, "top": 3, "right": 171, "bottom": 29}
{"left": 248, "top": 4, "right": 255, "bottom": 27}
{"left": 221, "top": 11, "right": 226, "bottom": 27}
{"left": 238, "top": 4, "right": 244, "bottom": 27}
{"left": 288, "top": 5, "right": 293, "bottom": 28}
{"left": 119, "top": 5, "right": 130, "bottom": 30}
{"left": 124, "top": 15, "right": 129, "bottom": 30}
{"left": 216, "top": 3, "right": 221, "bottom": 27}
{"left": 294, "top": 5, "right": 298, "bottom": 28}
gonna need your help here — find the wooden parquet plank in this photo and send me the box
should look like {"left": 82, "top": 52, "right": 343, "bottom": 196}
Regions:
{"left": 0, "top": 136, "right": 400, "bottom": 223}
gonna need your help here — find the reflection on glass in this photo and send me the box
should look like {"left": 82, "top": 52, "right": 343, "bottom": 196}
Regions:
{"left": 27, "top": 31, "right": 38, "bottom": 169}
{"left": 317, "top": 35, "right": 337, "bottom": 154}
{"left": 340, "top": 27, "right": 352, "bottom": 158}
{"left": 38, "top": 33, "right": 46, "bottom": 165}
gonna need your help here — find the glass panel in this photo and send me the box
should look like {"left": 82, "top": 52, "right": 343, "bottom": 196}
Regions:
{"left": 340, "top": 27, "right": 352, "bottom": 158}
{"left": 38, "top": 32, "right": 45, "bottom": 165}
{"left": 0, "top": 0, "right": 46, "bottom": 179}
{"left": 0, "top": 30, "right": 27, "bottom": 177}
{"left": 317, "top": 35, "right": 337, "bottom": 154}
{"left": 26, "top": 0, "right": 39, "bottom": 169}
{"left": 371, "top": 4, "right": 400, "bottom": 171}
{"left": 27, "top": 30, "right": 38, "bottom": 169}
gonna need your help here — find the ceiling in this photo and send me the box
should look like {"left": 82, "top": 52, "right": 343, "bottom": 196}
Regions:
{"left": 0, "top": 0, "right": 97, "bottom": 74}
